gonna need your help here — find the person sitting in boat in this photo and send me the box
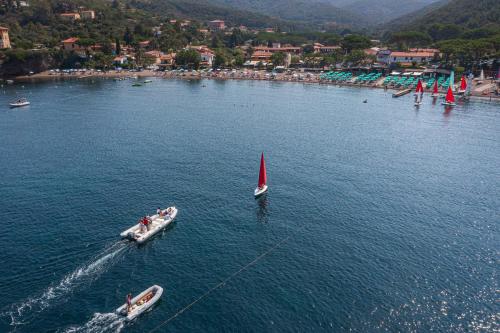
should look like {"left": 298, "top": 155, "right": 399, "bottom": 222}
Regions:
{"left": 140, "top": 217, "right": 147, "bottom": 233}
{"left": 166, "top": 207, "right": 171, "bottom": 215}
{"left": 126, "top": 293, "right": 132, "bottom": 313}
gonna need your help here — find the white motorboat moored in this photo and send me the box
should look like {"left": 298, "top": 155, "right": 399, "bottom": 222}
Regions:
{"left": 9, "top": 98, "right": 30, "bottom": 108}
{"left": 121, "top": 207, "right": 178, "bottom": 244}
{"left": 116, "top": 285, "right": 163, "bottom": 321}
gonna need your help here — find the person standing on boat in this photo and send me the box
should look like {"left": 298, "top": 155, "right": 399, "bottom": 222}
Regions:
{"left": 157, "top": 207, "right": 162, "bottom": 217}
{"left": 126, "top": 293, "right": 132, "bottom": 313}
{"left": 145, "top": 216, "right": 152, "bottom": 231}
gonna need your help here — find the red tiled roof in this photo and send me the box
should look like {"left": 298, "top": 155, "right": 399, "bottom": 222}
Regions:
{"left": 62, "top": 37, "right": 79, "bottom": 43}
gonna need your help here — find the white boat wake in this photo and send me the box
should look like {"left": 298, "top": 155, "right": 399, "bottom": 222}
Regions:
{"left": 1, "top": 241, "right": 128, "bottom": 327}
{"left": 61, "top": 313, "right": 125, "bottom": 333}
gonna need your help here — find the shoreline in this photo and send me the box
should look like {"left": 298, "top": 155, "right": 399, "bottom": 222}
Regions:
{"left": 12, "top": 70, "right": 500, "bottom": 102}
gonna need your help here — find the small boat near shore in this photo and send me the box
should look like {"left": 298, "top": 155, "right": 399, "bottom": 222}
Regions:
{"left": 116, "top": 285, "right": 163, "bottom": 321}
{"left": 143, "top": 79, "right": 153, "bottom": 83}
{"left": 121, "top": 207, "right": 178, "bottom": 244}
{"left": 254, "top": 153, "right": 268, "bottom": 198}
{"left": 392, "top": 88, "right": 411, "bottom": 98}
{"left": 442, "top": 86, "right": 457, "bottom": 106}
{"left": 9, "top": 98, "right": 30, "bottom": 108}
{"left": 414, "top": 80, "right": 424, "bottom": 106}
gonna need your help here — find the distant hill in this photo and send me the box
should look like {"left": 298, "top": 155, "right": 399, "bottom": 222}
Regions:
{"left": 394, "top": 0, "right": 500, "bottom": 30}
{"left": 130, "top": 0, "right": 307, "bottom": 30}
{"left": 338, "top": 0, "right": 442, "bottom": 24}
{"left": 207, "top": 0, "right": 369, "bottom": 28}
{"left": 379, "top": 0, "right": 450, "bottom": 31}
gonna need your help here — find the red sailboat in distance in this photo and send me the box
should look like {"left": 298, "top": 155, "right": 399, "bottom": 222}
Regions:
{"left": 431, "top": 80, "right": 439, "bottom": 97}
{"left": 414, "top": 79, "right": 424, "bottom": 106}
{"left": 254, "top": 152, "right": 268, "bottom": 198}
{"left": 442, "top": 86, "right": 456, "bottom": 106}
{"left": 458, "top": 75, "right": 467, "bottom": 94}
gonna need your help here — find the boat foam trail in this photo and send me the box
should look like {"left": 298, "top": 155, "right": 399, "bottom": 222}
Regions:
{"left": 2, "top": 241, "right": 128, "bottom": 326}
{"left": 61, "top": 313, "right": 125, "bottom": 333}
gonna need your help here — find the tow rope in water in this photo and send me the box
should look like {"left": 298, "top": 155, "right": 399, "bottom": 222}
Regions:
{"left": 147, "top": 222, "right": 308, "bottom": 332}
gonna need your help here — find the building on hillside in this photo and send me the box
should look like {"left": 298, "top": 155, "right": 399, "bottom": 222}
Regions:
{"left": 376, "top": 49, "right": 392, "bottom": 64}
{"left": 61, "top": 37, "right": 80, "bottom": 51}
{"left": 198, "top": 29, "right": 209, "bottom": 35}
{"left": 60, "top": 13, "right": 81, "bottom": 21}
{"left": 0, "top": 26, "right": 11, "bottom": 49}
{"left": 388, "top": 50, "right": 438, "bottom": 65}
{"left": 208, "top": 20, "right": 226, "bottom": 31}
{"left": 250, "top": 51, "right": 272, "bottom": 63}
{"left": 144, "top": 50, "right": 163, "bottom": 65}
{"left": 364, "top": 47, "right": 380, "bottom": 56}
{"left": 113, "top": 56, "right": 128, "bottom": 66}
{"left": 159, "top": 53, "right": 176, "bottom": 69}
{"left": 186, "top": 45, "right": 215, "bottom": 67}
{"left": 313, "top": 43, "right": 341, "bottom": 54}
{"left": 80, "top": 10, "right": 95, "bottom": 20}
{"left": 200, "top": 50, "right": 215, "bottom": 67}
{"left": 254, "top": 45, "right": 302, "bottom": 55}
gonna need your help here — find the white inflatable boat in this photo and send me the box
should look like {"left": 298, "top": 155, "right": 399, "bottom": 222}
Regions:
{"left": 116, "top": 285, "right": 163, "bottom": 321}
{"left": 9, "top": 98, "right": 30, "bottom": 108}
{"left": 120, "top": 207, "right": 178, "bottom": 244}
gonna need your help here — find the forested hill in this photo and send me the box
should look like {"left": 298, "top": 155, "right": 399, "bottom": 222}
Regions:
{"left": 129, "top": 0, "right": 308, "bottom": 30}
{"left": 208, "top": 0, "right": 368, "bottom": 28}
{"left": 340, "top": 0, "right": 441, "bottom": 24}
{"left": 397, "top": 0, "right": 500, "bottom": 31}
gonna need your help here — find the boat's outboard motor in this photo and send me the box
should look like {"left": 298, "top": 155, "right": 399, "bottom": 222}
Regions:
{"left": 126, "top": 232, "right": 136, "bottom": 240}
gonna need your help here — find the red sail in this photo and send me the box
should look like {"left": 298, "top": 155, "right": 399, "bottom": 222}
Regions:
{"left": 460, "top": 76, "right": 467, "bottom": 90}
{"left": 415, "top": 80, "right": 423, "bottom": 93}
{"left": 445, "top": 86, "right": 455, "bottom": 103}
{"left": 258, "top": 153, "right": 267, "bottom": 188}
{"left": 433, "top": 80, "right": 438, "bottom": 94}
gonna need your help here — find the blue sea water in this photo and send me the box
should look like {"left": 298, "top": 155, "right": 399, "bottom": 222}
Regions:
{"left": 0, "top": 77, "right": 498, "bottom": 333}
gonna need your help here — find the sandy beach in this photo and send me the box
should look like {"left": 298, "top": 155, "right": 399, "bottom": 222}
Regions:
{"left": 13, "top": 69, "right": 500, "bottom": 101}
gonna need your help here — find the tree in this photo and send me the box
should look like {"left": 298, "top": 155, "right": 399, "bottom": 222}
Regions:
{"left": 341, "top": 35, "right": 371, "bottom": 53}
{"left": 213, "top": 51, "right": 227, "bottom": 68}
{"left": 175, "top": 49, "right": 201, "bottom": 69}
{"left": 115, "top": 37, "right": 121, "bottom": 55}
{"left": 303, "top": 44, "right": 315, "bottom": 54}
{"left": 389, "top": 31, "right": 432, "bottom": 49}
{"left": 124, "top": 27, "right": 134, "bottom": 46}
{"left": 271, "top": 52, "right": 285, "bottom": 66}
{"left": 228, "top": 29, "right": 244, "bottom": 48}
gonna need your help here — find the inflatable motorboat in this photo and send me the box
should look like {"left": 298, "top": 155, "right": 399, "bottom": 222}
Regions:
{"left": 116, "top": 285, "right": 163, "bottom": 321}
{"left": 9, "top": 98, "right": 30, "bottom": 108}
{"left": 121, "top": 207, "right": 178, "bottom": 244}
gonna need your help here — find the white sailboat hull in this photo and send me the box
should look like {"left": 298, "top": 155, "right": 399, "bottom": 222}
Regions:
{"left": 254, "top": 185, "right": 268, "bottom": 197}
{"left": 121, "top": 207, "right": 178, "bottom": 244}
{"left": 116, "top": 285, "right": 163, "bottom": 321}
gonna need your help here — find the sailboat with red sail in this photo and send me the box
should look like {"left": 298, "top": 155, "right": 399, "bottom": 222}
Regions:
{"left": 431, "top": 80, "right": 439, "bottom": 97}
{"left": 254, "top": 153, "right": 268, "bottom": 198}
{"left": 414, "top": 80, "right": 424, "bottom": 106}
{"left": 441, "top": 86, "right": 456, "bottom": 106}
{"left": 458, "top": 75, "right": 467, "bottom": 94}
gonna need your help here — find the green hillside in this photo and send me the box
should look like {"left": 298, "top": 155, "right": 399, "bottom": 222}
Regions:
{"left": 208, "top": 0, "right": 368, "bottom": 28}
